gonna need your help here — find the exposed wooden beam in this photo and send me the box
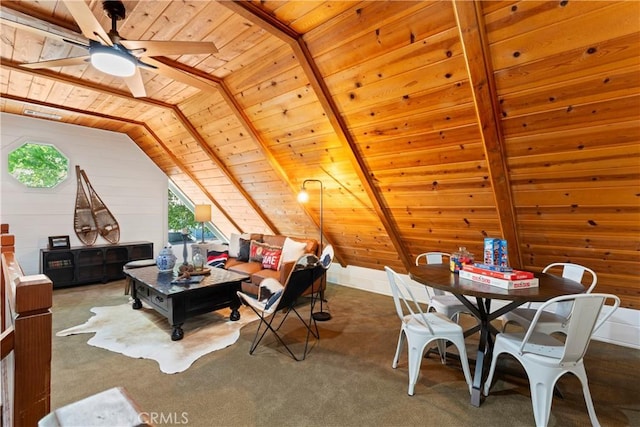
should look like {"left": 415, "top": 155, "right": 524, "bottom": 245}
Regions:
{"left": 1, "top": 92, "right": 140, "bottom": 125}
{"left": 1, "top": 59, "right": 170, "bottom": 109}
{"left": 1, "top": 2, "right": 81, "bottom": 34}
{"left": 0, "top": 93, "right": 244, "bottom": 232}
{"left": 453, "top": 0, "right": 522, "bottom": 267}
{"left": 223, "top": 0, "right": 411, "bottom": 270}
{"left": 1, "top": 5, "right": 87, "bottom": 45}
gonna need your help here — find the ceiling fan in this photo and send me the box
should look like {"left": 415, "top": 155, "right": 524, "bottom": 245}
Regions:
{"left": 20, "top": 0, "right": 218, "bottom": 98}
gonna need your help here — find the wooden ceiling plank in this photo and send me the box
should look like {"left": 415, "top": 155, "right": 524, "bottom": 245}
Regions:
{"left": 452, "top": 0, "right": 522, "bottom": 267}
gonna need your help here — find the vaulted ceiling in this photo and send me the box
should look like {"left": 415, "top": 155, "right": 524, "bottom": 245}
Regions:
{"left": 2, "top": 1, "right": 639, "bottom": 308}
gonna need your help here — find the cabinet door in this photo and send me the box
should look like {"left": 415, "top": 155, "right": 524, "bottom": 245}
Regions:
{"left": 76, "top": 249, "right": 104, "bottom": 282}
{"left": 43, "top": 250, "right": 75, "bottom": 287}
{"left": 130, "top": 243, "right": 153, "bottom": 260}
{"left": 105, "top": 247, "right": 129, "bottom": 280}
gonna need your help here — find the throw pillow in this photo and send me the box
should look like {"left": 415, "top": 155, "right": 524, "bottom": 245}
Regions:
{"left": 281, "top": 237, "right": 308, "bottom": 263}
{"left": 228, "top": 233, "right": 250, "bottom": 257}
{"left": 261, "top": 246, "right": 283, "bottom": 271}
{"left": 237, "top": 238, "right": 251, "bottom": 262}
{"left": 206, "top": 249, "right": 229, "bottom": 269}
{"left": 249, "top": 240, "right": 271, "bottom": 263}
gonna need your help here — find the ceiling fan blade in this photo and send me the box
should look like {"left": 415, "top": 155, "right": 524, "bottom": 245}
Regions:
{"left": 123, "top": 68, "right": 147, "bottom": 98}
{"left": 121, "top": 40, "right": 218, "bottom": 57}
{"left": 143, "top": 58, "right": 217, "bottom": 93}
{"left": 21, "top": 56, "right": 90, "bottom": 69}
{"left": 62, "top": 0, "right": 112, "bottom": 46}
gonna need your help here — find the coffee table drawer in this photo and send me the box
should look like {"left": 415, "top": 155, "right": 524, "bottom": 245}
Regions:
{"left": 133, "top": 282, "right": 169, "bottom": 311}
{"left": 134, "top": 282, "right": 149, "bottom": 298}
{"left": 148, "top": 288, "right": 169, "bottom": 311}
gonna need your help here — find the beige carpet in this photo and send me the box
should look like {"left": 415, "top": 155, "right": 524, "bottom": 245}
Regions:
{"left": 56, "top": 302, "right": 258, "bottom": 374}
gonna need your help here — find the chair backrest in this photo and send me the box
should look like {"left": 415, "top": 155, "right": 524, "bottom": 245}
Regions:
{"left": 543, "top": 262, "right": 598, "bottom": 293}
{"left": 521, "top": 293, "right": 620, "bottom": 364}
{"left": 415, "top": 252, "right": 450, "bottom": 266}
{"left": 542, "top": 262, "right": 598, "bottom": 317}
{"left": 277, "top": 254, "right": 327, "bottom": 310}
{"left": 385, "top": 266, "right": 435, "bottom": 336}
{"left": 415, "top": 252, "right": 450, "bottom": 297}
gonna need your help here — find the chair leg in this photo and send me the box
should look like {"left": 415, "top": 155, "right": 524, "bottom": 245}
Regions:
{"left": 407, "top": 339, "right": 429, "bottom": 396}
{"left": 436, "top": 339, "right": 447, "bottom": 364}
{"left": 247, "top": 310, "right": 275, "bottom": 355}
{"left": 527, "top": 367, "right": 558, "bottom": 427}
{"left": 450, "top": 335, "right": 473, "bottom": 395}
{"left": 247, "top": 302, "right": 319, "bottom": 361}
{"left": 483, "top": 340, "right": 503, "bottom": 396}
{"left": 288, "top": 305, "right": 320, "bottom": 360}
{"left": 124, "top": 277, "right": 131, "bottom": 295}
{"left": 392, "top": 330, "right": 405, "bottom": 369}
{"left": 573, "top": 364, "right": 601, "bottom": 427}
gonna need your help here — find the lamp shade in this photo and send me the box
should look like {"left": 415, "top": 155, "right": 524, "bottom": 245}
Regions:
{"left": 194, "top": 204, "right": 211, "bottom": 222}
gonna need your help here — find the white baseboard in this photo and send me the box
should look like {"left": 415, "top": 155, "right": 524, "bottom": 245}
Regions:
{"left": 327, "top": 264, "right": 640, "bottom": 350}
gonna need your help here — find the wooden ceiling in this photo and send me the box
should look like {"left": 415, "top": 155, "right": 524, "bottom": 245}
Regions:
{"left": 1, "top": 1, "right": 639, "bottom": 308}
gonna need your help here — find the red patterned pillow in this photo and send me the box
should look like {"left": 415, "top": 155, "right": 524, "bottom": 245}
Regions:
{"left": 249, "top": 240, "right": 270, "bottom": 263}
{"left": 261, "top": 246, "right": 283, "bottom": 271}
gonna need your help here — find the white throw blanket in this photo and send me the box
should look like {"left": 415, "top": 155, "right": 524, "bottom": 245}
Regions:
{"left": 57, "top": 303, "right": 258, "bottom": 374}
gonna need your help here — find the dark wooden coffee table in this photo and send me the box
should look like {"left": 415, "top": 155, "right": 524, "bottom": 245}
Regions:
{"left": 125, "top": 265, "right": 249, "bottom": 341}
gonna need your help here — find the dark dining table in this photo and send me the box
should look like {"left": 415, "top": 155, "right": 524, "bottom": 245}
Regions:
{"left": 408, "top": 263, "right": 586, "bottom": 407}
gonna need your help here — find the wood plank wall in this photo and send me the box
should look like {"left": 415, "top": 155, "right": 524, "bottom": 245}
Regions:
{"left": 483, "top": 1, "right": 640, "bottom": 307}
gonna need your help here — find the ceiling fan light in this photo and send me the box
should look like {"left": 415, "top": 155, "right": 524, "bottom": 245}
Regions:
{"left": 90, "top": 47, "right": 136, "bottom": 77}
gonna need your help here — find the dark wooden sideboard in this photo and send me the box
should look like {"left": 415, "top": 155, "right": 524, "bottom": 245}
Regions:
{"left": 41, "top": 241, "right": 153, "bottom": 288}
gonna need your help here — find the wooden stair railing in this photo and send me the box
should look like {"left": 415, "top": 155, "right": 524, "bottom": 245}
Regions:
{"left": 1, "top": 224, "right": 52, "bottom": 427}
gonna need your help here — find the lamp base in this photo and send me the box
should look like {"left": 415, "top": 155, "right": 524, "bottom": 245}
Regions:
{"left": 312, "top": 311, "right": 332, "bottom": 321}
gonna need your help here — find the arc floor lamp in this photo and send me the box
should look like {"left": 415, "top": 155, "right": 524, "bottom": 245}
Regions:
{"left": 298, "top": 179, "right": 331, "bottom": 321}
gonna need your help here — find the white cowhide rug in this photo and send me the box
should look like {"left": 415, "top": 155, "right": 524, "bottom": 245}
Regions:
{"left": 57, "top": 303, "right": 258, "bottom": 374}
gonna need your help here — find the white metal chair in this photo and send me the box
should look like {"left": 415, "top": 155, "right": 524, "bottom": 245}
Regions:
{"left": 501, "top": 262, "right": 598, "bottom": 334}
{"left": 484, "top": 293, "right": 620, "bottom": 427}
{"left": 385, "top": 266, "right": 473, "bottom": 396}
{"left": 415, "top": 252, "right": 470, "bottom": 322}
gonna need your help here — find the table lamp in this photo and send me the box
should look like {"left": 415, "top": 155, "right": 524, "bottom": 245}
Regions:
{"left": 194, "top": 204, "right": 211, "bottom": 243}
